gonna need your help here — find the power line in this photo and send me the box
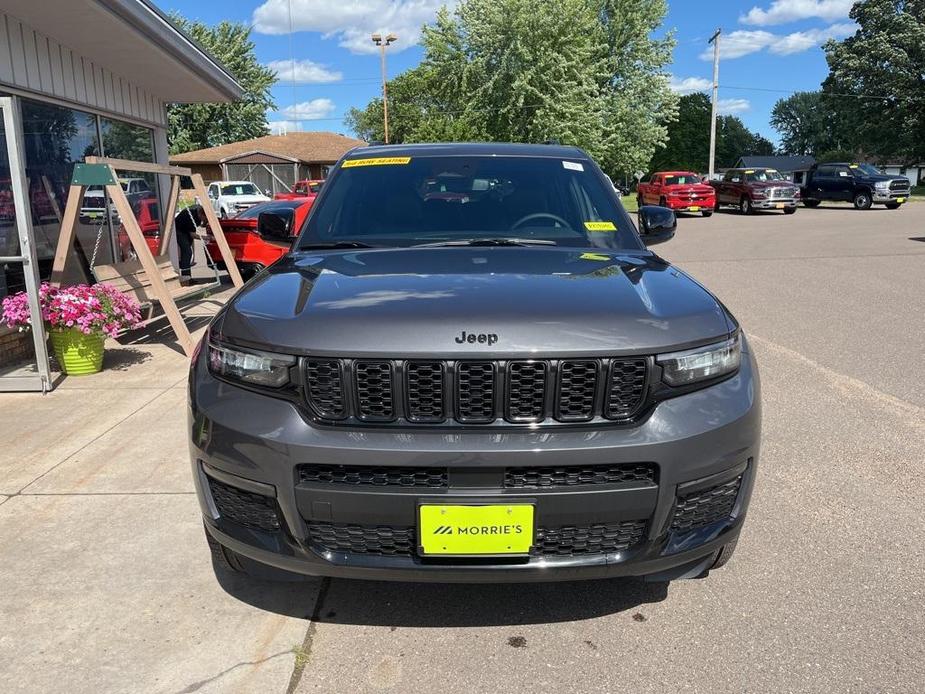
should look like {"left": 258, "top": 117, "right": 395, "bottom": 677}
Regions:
{"left": 720, "top": 84, "right": 925, "bottom": 101}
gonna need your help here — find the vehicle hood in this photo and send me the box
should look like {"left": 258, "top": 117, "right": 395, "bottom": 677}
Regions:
{"left": 857, "top": 173, "right": 909, "bottom": 185}
{"left": 216, "top": 248, "right": 732, "bottom": 357}
{"left": 750, "top": 181, "right": 798, "bottom": 190}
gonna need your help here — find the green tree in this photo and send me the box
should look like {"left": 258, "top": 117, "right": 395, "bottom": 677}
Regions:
{"left": 823, "top": 0, "right": 925, "bottom": 163}
{"left": 346, "top": 0, "right": 677, "bottom": 176}
{"left": 648, "top": 93, "right": 773, "bottom": 172}
{"left": 770, "top": 91, "right": 840, "bottom": 155}
{"left": 167, "top": 17, "right": 276, "bottom": 154}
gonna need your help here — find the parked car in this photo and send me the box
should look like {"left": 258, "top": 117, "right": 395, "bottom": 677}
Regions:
{"left": 637, "top": 171, "right": 715, "bottom": 216}
{"left": 80, "top": 177, "right": 153, "bottom": 222}
{"left": 800, "top": 162, "right": 911, "bottom": 210}
{"left": 274, "top": 179, "right": 324, "bottom": 200}
{"left": 205, "top": 198, "right": 314, "bottom": 279}
{"left": 116, "top": 197, "right": 160, "bottom": 260}
{"left": 192, "top": 142, "right": 760, "bottom": 584}
{"left": 710, "top": 168, "right": 799, "bottom": 215}
{"left": 206, "top": 180, "right": 271, "bottom": 219}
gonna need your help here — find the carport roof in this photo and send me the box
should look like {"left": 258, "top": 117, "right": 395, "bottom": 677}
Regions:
{"left": 170, "top": 132, "right": 367, "bottom": 165}
{"left": 2, "top": 0, "right": 242, "bottom": 102}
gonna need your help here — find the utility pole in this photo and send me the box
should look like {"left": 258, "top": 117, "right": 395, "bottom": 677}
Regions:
{"left": 371, "top": 33, "right": 398, "bottom": 143}
{"left": 708, "top": 28, "right": 721, "bottom": 178}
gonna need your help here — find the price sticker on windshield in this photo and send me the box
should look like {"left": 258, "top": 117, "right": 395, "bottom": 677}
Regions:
{"left": 584, "top": 221, "right": 617, "bottom": 232}
{"left": 342, "top": 157, "right": 411, "bottom": 168}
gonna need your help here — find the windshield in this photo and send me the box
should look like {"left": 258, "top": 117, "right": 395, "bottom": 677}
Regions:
{"left": 222, "top": 183, "right": 260, "bottom": 196}
{"left": 850, "top": 163, "right": 882, "bottom": 176}
{"left": 299, "top": 155, "right": 643, "bottom": 251}
{"left": 235, "top": 200, "right": 304, "bottom": 220}
{"left": 745, "top": 170, "right": 784, "bottom": 182}
{"left": 662, "top": 173, "right": 701, "bottom": 185}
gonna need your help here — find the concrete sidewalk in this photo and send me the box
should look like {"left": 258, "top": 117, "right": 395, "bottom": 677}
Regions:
{"left": 0, "top": 291, "right": 318, "bottom": 693}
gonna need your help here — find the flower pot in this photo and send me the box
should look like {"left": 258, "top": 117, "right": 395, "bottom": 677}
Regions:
{"left": 49, "top": 327, "right": 105, "bottom": 375}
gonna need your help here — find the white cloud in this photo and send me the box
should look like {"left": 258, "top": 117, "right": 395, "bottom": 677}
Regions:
{"left": 699, "top": 30, "right": 776, "bottom": 60}
{"left": 767, "top": 22, "right": 854, "bottom": 54}
{"left": 265, "top": 59, "right": 343, "bottom": 83}
{"left": 252, "top": 0, "right": 454, "bottom": 54}
{"left": 277, "top": 98, "right": 337, "bottom": 120}
{"left": 699, "top": 23, "right": 853, "bottom": 60}
{"left": 669, "top": 76, "right": 712, "bottom": 94}
{"left": 717, "top": 98, "right": 751, "bottom": 115}
{"left": 268, "top": 120, "right": 305, "bottom": 135}
{"left": 740, "top": 0, "right": 854, "bottom": 26}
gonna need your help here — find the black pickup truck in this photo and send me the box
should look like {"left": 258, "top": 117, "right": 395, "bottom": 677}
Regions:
{"left": 799, "top": 162, "right": 910, "bottom": 210}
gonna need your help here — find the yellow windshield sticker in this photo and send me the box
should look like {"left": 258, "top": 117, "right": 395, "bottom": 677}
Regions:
{"left": 580, "top": 252, "right": 611, "bottom": 261}
{"left": 849, "top": 164, "right": 859, "bottom": 168}
{"left": 744, "top": 170, "right": 755, "bottom": 174}
{"left": 342, "top": 156, "right": 411, "bottom": 168}
{"left": 767, "top": 168, "right": 777, "bottom": 172}
{"left": 584, "top": 221, "right": 617, "bottom": 232}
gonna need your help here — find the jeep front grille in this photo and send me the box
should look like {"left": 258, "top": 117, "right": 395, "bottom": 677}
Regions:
{"left": 303, "top": 358, "right": 649, "bottom": 426}
{"left": 504, "top": 463, "right": 656, "bottom": 488}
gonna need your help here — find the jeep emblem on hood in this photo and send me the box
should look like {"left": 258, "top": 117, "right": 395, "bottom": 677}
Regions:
{"left": 455, "top": 331, "right": 498, "bottom": 345}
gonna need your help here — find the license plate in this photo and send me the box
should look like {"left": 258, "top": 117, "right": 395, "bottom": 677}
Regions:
{"left": 688, "top": 206, "right": 700, "bottom": 212}
{"left": 896, "top": 197, "right": 905, "bottom": 203}
{"left": 776, "top": 203, "right": 785, "bottom": 209}
{"left": 419, "top": 504, "right": 534, "bottom": 555}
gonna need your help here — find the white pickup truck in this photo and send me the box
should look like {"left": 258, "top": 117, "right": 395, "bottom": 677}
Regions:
{"left": 207, "top": 181, "right": 270, "bottom": 219}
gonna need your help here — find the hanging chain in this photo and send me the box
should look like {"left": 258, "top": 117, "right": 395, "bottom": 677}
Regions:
{"left": 89, "top": 216, "right": 107, "bottom": 269}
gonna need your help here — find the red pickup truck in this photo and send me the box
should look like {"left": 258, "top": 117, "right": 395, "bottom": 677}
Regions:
{"left": 636, "top": 171, "right": 715, "bottom": 217}
{"left": 273, "top": 179, "right": 324, "bottom": 201}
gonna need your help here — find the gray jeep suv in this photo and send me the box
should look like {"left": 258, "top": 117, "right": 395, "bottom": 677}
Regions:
{"left": 190, "top": 143, "right": 761, "bottom": 583}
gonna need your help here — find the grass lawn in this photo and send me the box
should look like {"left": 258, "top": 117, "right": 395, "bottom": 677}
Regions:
{"left": 620, "top": 194, "right": 639, "bottom": 213}
{"left": 910, "top": 185, "right": 925, "bottom": 202}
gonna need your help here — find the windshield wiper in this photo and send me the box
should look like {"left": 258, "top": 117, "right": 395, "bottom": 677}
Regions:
{"left": 298, "top": 241, "right": 379, "bottom": 250}
{"left": 412, "top": 238, "right": 558, "bottom": 248}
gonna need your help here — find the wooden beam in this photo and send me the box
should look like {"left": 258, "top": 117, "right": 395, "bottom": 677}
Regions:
{"left": 191, "top": 173, "right": 244, "bottom": 288}
{"left": 107, "top": 172, "right": 195, "bottom": 357}
{"left": 49, "top": 183, "right": 86, "bottom": 286}
{"left": 84, "top": 156, "right": 192, "bottom": 178}
{"left": 158, "top": 175, "right": 181, "bottom": 255}
{"left": 40, "top": 175, "right": 63, "bottom": 223}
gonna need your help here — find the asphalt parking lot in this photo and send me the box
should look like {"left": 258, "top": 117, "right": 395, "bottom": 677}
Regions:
{"left": 2, "top": 202, "right": 923, "bottom": 693}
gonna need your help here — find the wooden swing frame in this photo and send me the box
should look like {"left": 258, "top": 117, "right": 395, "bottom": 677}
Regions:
{"left": 49, "top": 157, "right": 244, "bottom": 357}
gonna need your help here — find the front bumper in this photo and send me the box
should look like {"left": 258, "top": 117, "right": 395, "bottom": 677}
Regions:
{"left": 872, "top": 190, "right": 909, "bottom": 203}
{"left": 752, "top": 197, "right": 798, "bottom": 209}
{"left": 666, "top": 198, "right": 715, "bottom": 213}
{"left": 189, "top": 342, "right": 761, "bottom": 582}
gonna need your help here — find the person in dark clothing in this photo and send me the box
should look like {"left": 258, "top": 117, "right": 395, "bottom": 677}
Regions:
{"left": 175, "top": 204, "right": 204, "bottom": 278}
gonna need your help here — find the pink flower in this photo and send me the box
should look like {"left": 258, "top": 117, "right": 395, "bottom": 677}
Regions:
{"left": 1, "top": 282, "right": 143, "bottom": 337}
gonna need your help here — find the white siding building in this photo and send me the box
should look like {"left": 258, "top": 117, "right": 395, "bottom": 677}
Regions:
{"left": 0, "top": 0, "right": 241, "bottom": 390}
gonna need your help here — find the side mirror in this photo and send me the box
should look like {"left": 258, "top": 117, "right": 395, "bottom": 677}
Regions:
{"left": 257, "top": 211, "right": 294, "bottom": 241}
{"left": 637, "top": 205, "right": 676, "bottom": 246}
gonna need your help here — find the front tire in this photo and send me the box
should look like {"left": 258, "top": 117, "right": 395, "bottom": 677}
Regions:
{"left": 884, "top": 202, "right": 901, "bottom": 210}
{"left": 740, "top": 196, "right": 753, "bottom": 215}
{"left": 802, "top": 199, "right": 820, "bottom": 208}
{"left": 853, "top": 190, "right": 872, "bottom": 210}
{"left": 783, "top": 207, "right": 796, "bottom": 215}
{"left": 702, "top": 210, "right": 713, "bottom": 217}
{"left": 219, "top": 208, "right": 227, "bottom": 219}
{"left": 636, "top": 196, "right": 644, "bottom": 209}
{"left": 659, "top": 196, "right": 668, "bottom": 208}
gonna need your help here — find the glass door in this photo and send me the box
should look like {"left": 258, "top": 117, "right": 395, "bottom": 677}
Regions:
{"left": 0, "top": 96, "right": 52, "bottom": 391}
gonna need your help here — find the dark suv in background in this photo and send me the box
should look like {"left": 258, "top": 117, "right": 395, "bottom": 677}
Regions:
{"left": 190, "top": 143, "right": 761, "bottom": 583}
{"left": 800, "top": 162, "right": 910, "bottom": 209}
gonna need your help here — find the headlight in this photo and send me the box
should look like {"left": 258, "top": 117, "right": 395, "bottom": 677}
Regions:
{"left": 208, "top": 341, "right": 296, "bottom": 388}
{"left": 657, "top": 335, "right": 741, "bottom": 386}
{"left": 874, "top": 181, "right": 890, "bottom": 191}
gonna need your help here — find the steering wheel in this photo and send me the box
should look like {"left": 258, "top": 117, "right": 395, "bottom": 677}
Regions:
{"left": 511, "top": 212, "right": 571, "bottom": 229}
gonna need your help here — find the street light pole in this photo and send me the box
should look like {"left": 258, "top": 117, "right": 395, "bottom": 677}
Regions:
{"left": 708, "top": 28, "right": 721, "bottom": 178}
{"left": 371, "top": 33, "right": 398, "bottom": 143}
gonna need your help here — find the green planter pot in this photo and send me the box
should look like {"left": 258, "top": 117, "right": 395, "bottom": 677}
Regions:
{"left": 48, "top": 327, "right": 105, "bottom": 376}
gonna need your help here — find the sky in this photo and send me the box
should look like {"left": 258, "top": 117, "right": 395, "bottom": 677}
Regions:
{"left": 159, "top": 0, "right": 858, "bottom": 144}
